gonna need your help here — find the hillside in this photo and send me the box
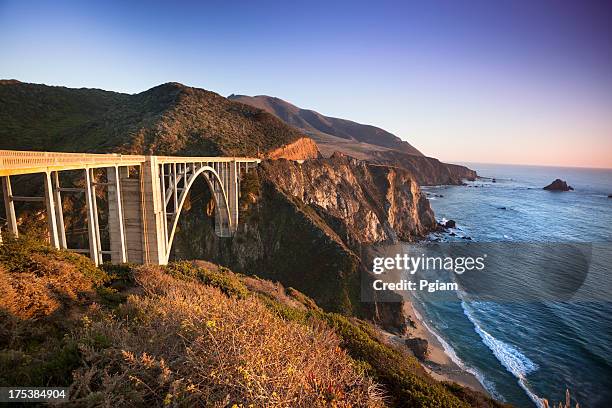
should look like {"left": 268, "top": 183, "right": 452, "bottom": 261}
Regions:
{"left": 228, "top": 94, "right": 423, "bottom": 157}
{"left": 0, "top": 80, "right": 317, "bottom": 159}
{"left": 228, "top": 94, "right": 476, "bottom": 184}
{"left": 0, "top": 235, "right": 506, "bottom": 407}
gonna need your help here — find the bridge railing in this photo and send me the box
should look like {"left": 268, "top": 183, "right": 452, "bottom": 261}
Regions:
{"left": 0, "top": 150, "right": 147, "bottom": 176}
{"left": 0, "top": 150, "right": 260, "bottom": 176}
{"left": 155, "top": 156, "right": 260, "bottom": 164}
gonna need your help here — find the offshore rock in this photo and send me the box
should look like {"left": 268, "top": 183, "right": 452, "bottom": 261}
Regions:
{"left": 543, "top": 179, "right": 574, "bottom": 191}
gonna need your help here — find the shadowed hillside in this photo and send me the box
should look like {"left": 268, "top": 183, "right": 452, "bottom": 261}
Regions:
{"left": 0, "top": 80, "right": 314, "bottom": 158}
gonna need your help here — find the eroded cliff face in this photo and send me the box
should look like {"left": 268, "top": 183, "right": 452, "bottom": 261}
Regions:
{"left": 262, "top": 153, "right": 435, "bottom": 243}
{"left": 171, "top": 154, "right": 437, "bottom": 332}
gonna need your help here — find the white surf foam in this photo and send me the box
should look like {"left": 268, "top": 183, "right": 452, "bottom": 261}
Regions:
{"left": 461, "top": 300, "right": 546, "bottom": 408}
{"left": 412, "top": 303, "right": 502, "bottom": 400}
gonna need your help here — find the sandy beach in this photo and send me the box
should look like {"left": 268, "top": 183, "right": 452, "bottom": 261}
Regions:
{"left": 383, "top": 298, "right": 488, "bottom": 395}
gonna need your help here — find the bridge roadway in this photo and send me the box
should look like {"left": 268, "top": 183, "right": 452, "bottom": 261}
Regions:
{"left": 0, "top": 150, "right": 260, "bottom": 265}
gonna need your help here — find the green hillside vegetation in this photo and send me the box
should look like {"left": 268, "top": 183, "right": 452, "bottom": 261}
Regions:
{"left": 0, "top": 236, "right": 507, "bottom": 407}
{"left": 0, "top": 80, "right": 304, "bottom": 156}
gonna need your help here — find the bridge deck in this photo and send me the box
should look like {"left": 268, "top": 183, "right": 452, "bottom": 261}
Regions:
{"left": 0, "top": 150, "right": 260, "bottom": 176}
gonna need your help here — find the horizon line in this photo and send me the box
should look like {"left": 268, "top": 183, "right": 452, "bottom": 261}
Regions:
{"left": 443, "top": 159, "right": 612, "bottom": 171}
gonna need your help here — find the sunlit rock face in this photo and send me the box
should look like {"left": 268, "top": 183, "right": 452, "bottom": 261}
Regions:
{"left": 262, "top": 153, "right": 436, "bottom": 244}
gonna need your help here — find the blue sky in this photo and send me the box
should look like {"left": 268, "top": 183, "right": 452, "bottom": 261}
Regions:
{"left": 1, "top": 0, "right": 611, "bottom": 167}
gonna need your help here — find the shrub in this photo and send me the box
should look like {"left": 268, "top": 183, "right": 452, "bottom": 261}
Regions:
{"left": 69, "top": 268, "right": 383, "bottom": 407}
{"left": 255, "top": 287, "right": 483, "bottom": 408}
{"left": 164, "top": 260, "right": 249, "bottom": 299}
{"left": 239, "top": 170, "right": 261, "bottom": 219}
{"left": 0, "top": 338, "right": 80, "bottom": 387}
{"left": 0, "top": 236, "right": 107, "bottom": 387}
{"left": 0, "top": 235, "right": 106, "bottom": 319}
{"left": 0, "top": 234, "right": 108, "bottom": 287}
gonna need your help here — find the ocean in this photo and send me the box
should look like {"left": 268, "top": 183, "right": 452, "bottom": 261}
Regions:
{"left": 416, "top": 163, "right": 612, "bottom": 408}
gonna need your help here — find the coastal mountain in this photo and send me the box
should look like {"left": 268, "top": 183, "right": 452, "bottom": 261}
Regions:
{"left": 228, "top": 94, "right": 423, "bottom": 158}
{"left": 228, "top": 94, "right": 476, "bottom": 185}
{"left": 0, "top": 80, "right": 318, "bottom": 159}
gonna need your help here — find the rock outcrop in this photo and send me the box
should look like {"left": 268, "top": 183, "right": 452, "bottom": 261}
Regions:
{"left": 262, "top": 153, "right": 436, "bottom": 243}
{"left": 543, "top": 179, "right": 574, "bottom": 191}
{"left": 405, "top": 337, "right": 430, "bottom": 360}
{"left": 444, "top": 220, "right": 456, "bottom": 228}
{"left": 265, "top": 137, "right": 320, "bottom": 160}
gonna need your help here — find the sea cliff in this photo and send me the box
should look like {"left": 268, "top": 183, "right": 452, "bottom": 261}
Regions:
{"left": 370, "top": 150, "right": 477, "bottom": 185}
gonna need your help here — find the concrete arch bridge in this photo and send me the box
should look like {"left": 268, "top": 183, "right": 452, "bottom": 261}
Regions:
{"left": 0, "top": 150, "right": 260, "bottom": 265}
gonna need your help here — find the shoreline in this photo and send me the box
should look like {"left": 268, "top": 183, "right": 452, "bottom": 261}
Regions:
{"left": 384, "top": 297, "right": 489, "bottom": 395}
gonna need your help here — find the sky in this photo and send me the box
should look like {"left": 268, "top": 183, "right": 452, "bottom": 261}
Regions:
{"left": 1, "top": 0, "right": 611, "bottom": 168}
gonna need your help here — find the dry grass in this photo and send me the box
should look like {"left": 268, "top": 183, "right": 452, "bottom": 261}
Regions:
{"left": 241, "top": 275, "right": 312, "bottom": 312}
{"left": 0, "top": 235, "right": 105, "bottom": 387}
{"left": 543, "top": 389, "right": 580, "bottom": 408}
{"left": 0, "top": 235, "right": 103, "bottom": 320}
{"left": 68, "top": 266, "right": 384, "bottom": 407}
{"left": 0, "top": 237, "right": 506, "bottom": 407}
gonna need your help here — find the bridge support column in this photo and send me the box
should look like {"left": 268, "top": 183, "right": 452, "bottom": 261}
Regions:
{"left": 85, "top": 168, "right": 102, "bottom": 265}
{"left": 107, "top": 166, "right": 128, "bottom": 264}
{"left": 141, "top": 156, "right": 168, "bottom": 265}
{"left": 119, "top": 167, "right": 144, "bottom": 264}
{"left": 43, "top": 172, "right": 60, "bottom": 249}
{"left": 52, "top": 172, "right": 67, "bottom": 249}
{"left": 228, "top": 160, "right": 239, "bottom": 233}
{"left": 1, "top": 176, "right": 18, "bottom": 238}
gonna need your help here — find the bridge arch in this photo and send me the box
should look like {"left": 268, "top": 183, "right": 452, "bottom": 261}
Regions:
{"left": 163, "top": 165, "right": 232, "bottom": 262}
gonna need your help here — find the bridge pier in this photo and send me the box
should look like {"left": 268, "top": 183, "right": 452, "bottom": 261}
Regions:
{"left": 43, "top": 171, "right": 61, "bottom": 249}
{"left": 1, "top": 176, "right": 18, "bottom": 238}
{"left": 228, "top": 160, "right": 239, "bottom": 231}
{"left": 84, "top": 168, "right": 103, "bottom": 265}
{"left": 107, "top": 166, "right": 128, "bottom": 264}
{"left": 115, "top": 166, "right": 145, "bottom": 264}
{"left": 141, "top": 156, "right": 168, "bottom": 265}
{"left": 52, "top": 172, "right": 67, "bottom": 249}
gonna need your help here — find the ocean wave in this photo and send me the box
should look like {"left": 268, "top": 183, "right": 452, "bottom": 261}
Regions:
{"left": 412, "top": 302, "right": 502, "bottom": 400}
{"left": 461, "top": 300, "right": 545, "bottom": 408}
